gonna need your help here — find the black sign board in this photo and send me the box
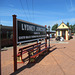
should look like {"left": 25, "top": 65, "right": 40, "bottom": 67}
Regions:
{"left": 17, "top": 19, "right": 46, "bottom": 43}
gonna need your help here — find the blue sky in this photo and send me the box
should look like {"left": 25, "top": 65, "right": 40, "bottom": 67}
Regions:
{"left": 0, "top": 0, "right": 75, "bottom": 29}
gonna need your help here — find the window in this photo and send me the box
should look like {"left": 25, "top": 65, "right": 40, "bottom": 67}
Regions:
{"left": 63, "top": 25, "right": 64, "bottom": 27}
{"left": 58, "top": 31, "right": 60, "bottom": 36}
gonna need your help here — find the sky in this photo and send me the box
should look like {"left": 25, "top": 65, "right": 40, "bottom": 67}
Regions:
{"left": 0, "top": 0, "right": 75, "bottom": 29}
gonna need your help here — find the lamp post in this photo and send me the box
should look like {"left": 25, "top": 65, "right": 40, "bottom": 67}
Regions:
{"left": 48, "top": 26, "right": 50, "bottom": 49}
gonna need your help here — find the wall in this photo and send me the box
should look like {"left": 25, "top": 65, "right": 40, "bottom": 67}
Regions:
{"left": 57, "top": 23, "right": 69, "bottom": 29}
{"left": 66, "top": 30, "right": 68, "bottom": 40}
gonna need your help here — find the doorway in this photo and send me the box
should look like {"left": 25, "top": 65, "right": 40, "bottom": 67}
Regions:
{"left": 62, "top": 30, "right": 66, "bottom": 39}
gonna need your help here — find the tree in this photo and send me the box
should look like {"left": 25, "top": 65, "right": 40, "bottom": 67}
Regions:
{"left": 66, "top": 22, "right": 69, "bottom": 27}
{"left": 52, "top": 23, "right": 58, "bottom": 31}
{"left": 69, "top": 25, "right": 72, "bottom": 29}
{"left": 72, "top": 24, "right": 75, "bottom": 33}
{"left": 69, "top": 25, "right": 73, "bottom": 32}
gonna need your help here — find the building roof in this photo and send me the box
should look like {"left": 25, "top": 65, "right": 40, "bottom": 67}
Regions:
{"left": 56, "top": 22, "right": 71, "bottom": 30}
{"left": 0, "top": 25, "right": 13, "bottom": 30}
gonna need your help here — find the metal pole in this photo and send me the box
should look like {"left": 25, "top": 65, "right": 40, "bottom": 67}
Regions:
{"left": 45, "top": 25, "right": 47, "bottom": 48}
{"left": 48, "top": 26, "right": 50, "bottom": 49}
{"left": 0, "top": 25, "right": 1, "bottom": 75}
{"left": 12, "top": 15, "right": 17, "bottom": 72}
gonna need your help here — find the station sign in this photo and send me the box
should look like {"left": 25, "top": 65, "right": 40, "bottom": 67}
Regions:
{"left": 17, "top": 19, "right": 46, "bottom": 43}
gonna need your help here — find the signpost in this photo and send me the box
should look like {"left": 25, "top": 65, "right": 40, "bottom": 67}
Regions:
{"left": 12, "top": 15, "right": 17, "bottom": 72}
{"left": 12, "top": 15, "right": 46, "bottom": 72}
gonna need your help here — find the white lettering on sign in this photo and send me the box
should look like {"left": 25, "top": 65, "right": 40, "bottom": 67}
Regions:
{"left": 19, "top": 36, "right": 26, "bottom": 39}
{"left": 21, "top": 23, "right": 45, "bottom": 32}
{"left": 21, "top": 24, "right": 26, "bottom": 30}
{"left": 34, "top": 32, "right": 40, "bottom": 34}
{"left": 18, "top": 35, "right": 46, "bottom": 40}
{"left": 27, "top": 25, "right": 35, "bottom": 31}
{"left": 36, "top": 27, "right": 45, "bottom": 31}
{"left": 21, "top": 23, "right": 35, "bottom": 31}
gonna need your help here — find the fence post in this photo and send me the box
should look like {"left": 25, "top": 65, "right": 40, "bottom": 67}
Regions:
{"left": 12, "top": 15, "right": 17, "bottom": 72}
{"left": 0, "top": 25, "right": 1, "bottom": 75}
{"left": 45, "top": 25, "right": 47, "bottom": 48}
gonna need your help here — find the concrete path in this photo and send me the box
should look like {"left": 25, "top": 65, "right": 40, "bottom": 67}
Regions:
{"left": 1, "top": 36, "right": 75, "bottom": 75}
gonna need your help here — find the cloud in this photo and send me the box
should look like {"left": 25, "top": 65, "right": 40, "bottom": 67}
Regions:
{"left": 1, "top": 17, "right": 75, "bottom": 27}
{"left": 69, "top": 7, "right": 75, "bottom": 12}
{"left": 0, "top": 7, "right": 66, "bottom": 25}
{"left": 70, "top": 0, "right": 73, "bottom": 8}
{"left": 68, "top": 0, "right": 75, "bottom": 12}
{"left": 42, "top": 18, "right": 75, "bottom": 28}
{"left": 42, "top": 20, "right": 62, "bottom": 28}
{"left": 65, "top": 0, "right": 75, "bottom": 12}
{"left": 0, "top": 7, "right": 65, "bottom": 17}
{"left": 67, "top": 18, "right": 75, "bottom": 24}
{"left": 1, "top": 20, "right": 12, "bottom": 26}
{"left": 9, "top": 4, "right": 14, "bottom": 8}
{"left": 1, "top": 7, "right": 75, "bottom": 27}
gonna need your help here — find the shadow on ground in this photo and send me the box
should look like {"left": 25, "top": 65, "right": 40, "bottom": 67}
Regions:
{"left": 10, "top": 45, "right": 57, "bottom": 75}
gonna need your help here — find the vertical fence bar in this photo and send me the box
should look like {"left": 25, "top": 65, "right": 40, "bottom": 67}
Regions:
{"left": 12, "top": 15, "right": 17, "bottom": 72}
{"left": 37, "top": 39, "right": 39, "bottom": 53}
{"left": 45, "top": 25, "right": 47, "bottom": 48}
{"left": 0, "top": 25, "right": 1, "bottom": 75}
{"left": 48, "top": 26, "right": 50, "bottom": 49}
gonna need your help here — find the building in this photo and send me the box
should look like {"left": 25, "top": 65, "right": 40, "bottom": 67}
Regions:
{"left": 56, "top": 22, "right": 71, "bottom": 40}
{"left": 0, "top": 25, "right": 13, "bottom": 47}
